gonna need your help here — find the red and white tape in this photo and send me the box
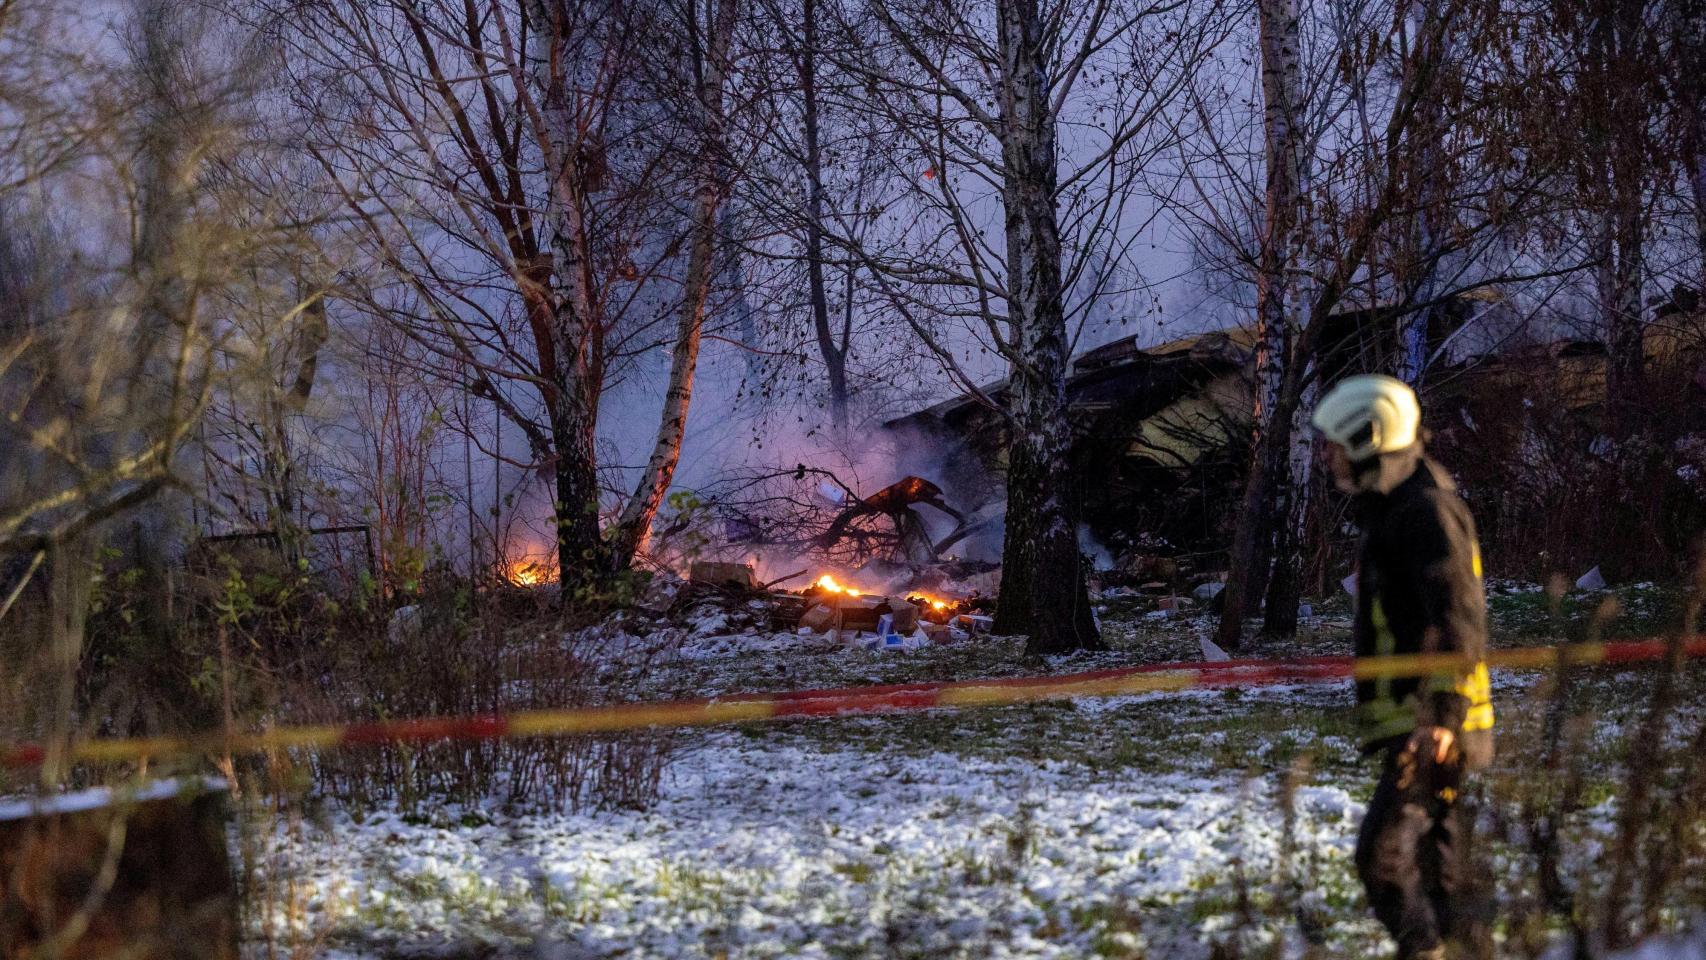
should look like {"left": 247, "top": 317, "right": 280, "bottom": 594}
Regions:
{"left": 3, "top": 637, "right": 1702, "bottom": 770}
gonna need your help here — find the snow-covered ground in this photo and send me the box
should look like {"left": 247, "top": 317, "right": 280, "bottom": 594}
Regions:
{"left": 244, "top": 584, "right": 1705, "bottom": 958}
{"left": 257, "top": 717, "right": 1375, "bottom": 958}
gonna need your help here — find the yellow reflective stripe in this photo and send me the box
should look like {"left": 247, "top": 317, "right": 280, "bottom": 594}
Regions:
{"left": 1363, "top": 591, "right": 1496, "bottom": 741}
{"left": 1458, "top": 661, "right": 1494, "bottom": 731}
{"left": 1472, "top": 543, "right": 1483, "bottom": 579}
{"left": 1361, "top": 597, "right": 1417, "bottom": 743}
{"left": 1456, "top": 662, "right": 1491, "bottom": 704}
{"left": 1409, "top": 660, "right": 1495, "bottom": 733}
{"left": 1419, "top": 661, "right": 1489, "bottom": 696}
{"left": 1463, "top": 702, "right": 1495, "bottom": 732}
{"left": 1371, "top": 597, "right": 1397, "bottom": 705}
{"left": 1371, "top": 598, "right": 1396, "bottom": 655}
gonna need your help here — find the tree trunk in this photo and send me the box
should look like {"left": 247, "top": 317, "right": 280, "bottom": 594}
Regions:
{"left": 528, "top": 0, "right": 612, "bottom": 591}
{"left": 1599, "top": 204, "right": 1646, "bottom": 429}
{"left": 800, "top": 0, "right": 849, "bottom": 434}
{"left": 1683, "top": 0, "right": 1706, "bottom": 296}
{"left": 607, "top": 0, "right": 739, "bottom": 571}
{"left": 1396, "top": 0, "right": 1452, "bottom": 386}
{"left": 990, "top": 0, "right": 1100, "bottom": 655}
{"left": 1694, "top": 149, "right": 1706, "bottom": 297}
{"left": 1216, "top": 0, "right": 1304, "bottom": 652}
{"left": 1590, "top": 0, "right": 1648, "bottom": 434}
{"left": 1261, "top": 373, "right": 1317, "bottom": 640}
{"left": 550, "top": 392, "right": 604, "bottom": 587}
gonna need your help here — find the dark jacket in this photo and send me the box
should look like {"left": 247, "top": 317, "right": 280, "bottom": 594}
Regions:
{"left": 1350, "top": 444, "right": 1494, "bottom": 768}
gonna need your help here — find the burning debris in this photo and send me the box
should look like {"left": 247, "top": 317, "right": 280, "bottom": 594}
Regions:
{"left": 505, "top": 559, "right": 555, "bottom": 587}
{"left": 640, "top": 559, "right": 996, "bottom": 650}
{"left": 793, "top": 573, "right": 932, "bottom": 648}
{"left": 788, "top": 570, "right": 999, "bottom": 647}
{"left": 814, "top": 476, "right": 965, "bottom": 566}
{"left": 620, "top": 472, "right": 1013, "bottom": 646}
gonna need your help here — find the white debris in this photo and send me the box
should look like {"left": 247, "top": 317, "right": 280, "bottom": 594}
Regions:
{"left": 1576, "top": 566, "right": 1607, "bottom": 591}
{"left": 1197, "top": 633, "right": 1231, "bottom": 662}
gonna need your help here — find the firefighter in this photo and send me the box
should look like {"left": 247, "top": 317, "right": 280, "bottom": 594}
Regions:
{"left": 1312, "top": 374, "right": 1494, "bottom": 960}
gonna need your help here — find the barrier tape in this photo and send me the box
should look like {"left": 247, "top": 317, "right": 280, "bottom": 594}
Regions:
{"left": 4, "top": 636, "right": 1704, "bottom": 771}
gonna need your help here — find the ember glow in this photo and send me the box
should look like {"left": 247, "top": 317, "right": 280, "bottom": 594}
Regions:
{"left": 505, "top": 559, "right": 555, "bottom": 587}
{"left": 814, "top": 574, "right": 863, "bottom": 596}
{"left": 903, "top": 590, "right": 956, "bottom": 611}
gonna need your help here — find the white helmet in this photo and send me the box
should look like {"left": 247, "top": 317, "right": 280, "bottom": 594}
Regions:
{"left": 1311, "top": 374, "right": 1421, "bottom": 462}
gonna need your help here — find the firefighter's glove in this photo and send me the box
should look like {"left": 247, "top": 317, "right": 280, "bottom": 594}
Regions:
{"left": 1406, "top": 725, "right": 1457, "bottom": 766}
{"left": 1395, "top": 725, "right": 1458, "bottom": 792}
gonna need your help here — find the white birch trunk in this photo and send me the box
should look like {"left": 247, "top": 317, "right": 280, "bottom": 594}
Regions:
{"left": 1216, "top": 0, "right": 1306, "bottom": 650}
{"left": 526, "top": 0, "right": 611, "bottom": 583}
{"left": 609, "top": 0, "right": 739, "bottom": 569}
{"left": 1397, "top": 0, "right": 1452, "bottom": 386}
{"left": 990, "top": 0, "right": 1100, "bottom": 653}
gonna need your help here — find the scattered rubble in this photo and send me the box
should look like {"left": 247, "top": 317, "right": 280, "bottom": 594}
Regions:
{"left": 625, "top": 560, "right": 994, "bottom": 651}
{"left": 687, "top": 561, "right": 759, "bottom": 591}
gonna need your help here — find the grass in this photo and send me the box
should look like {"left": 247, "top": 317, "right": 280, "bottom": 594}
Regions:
{"left": 684, "top": 581, "right": 1706, "bottom": 957}
{"left": 258, "top": 580, "right": 1706, "bottom": 959}
{"left": 1485, "top": 581, "right": 1692, "bottom": 642}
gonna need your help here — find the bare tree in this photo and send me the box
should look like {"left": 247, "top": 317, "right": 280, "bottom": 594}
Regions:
{"left": 820, "top": 0, "right": 1230, "bottom": 654}
{"left": 607, "top": 0, "right": 745, "bottom": 570}
{"left": 1666, "top": 0, "right": 1706, "bottom": 295}
{"left": 1212, "top": 0, "right": 1309, "bottom": 652}
{"left": 0, "top": 0, "right": 325, "bottom": 775}
{"left": 734, "top": 0, "right": 910, "bottom": 437}
{"left": 1199, "top": 0, "right": 1568, "bottom": 645}
{"left": 279, "top": 0, "right": 720, "bottom": 589}
{"left": 1563, "top": 0, "right": 1666, "bottom": 431}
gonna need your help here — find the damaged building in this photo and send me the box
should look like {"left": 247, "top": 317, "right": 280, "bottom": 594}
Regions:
{"left": 881, "top": 289, "right": 1706, "bottom": 577}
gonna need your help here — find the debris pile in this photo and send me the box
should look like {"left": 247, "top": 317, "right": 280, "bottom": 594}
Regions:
{"left": 633, "top": 560, "right": 999, "bottom": 651}
{"left": 1091, "top": 548, "right": 1227, "bottom": 619}
{"left": 796, "top": 574, "right": 965, "bottom": 651}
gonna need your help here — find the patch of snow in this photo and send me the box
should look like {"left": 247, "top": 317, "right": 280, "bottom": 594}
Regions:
{"left": 676, "top": 630, "right": 840, "bottom": 661}
{"left": 255, "top": 736, "right": 1365, "bottom": 958}
{"left": 0, "top": 777, "right": 227, "bottom": 821}
{"left": 685, "top": 606, "right": 733, "bottom": 637}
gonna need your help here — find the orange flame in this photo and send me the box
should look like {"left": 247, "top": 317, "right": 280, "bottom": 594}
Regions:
{"left": 815, "top": 574, "right": 863, "bottom": 596}
{"left": 907, "top": 592, "right": 952, "bottom": 611}
{"left": 505, "top": 559, "right": 554, "bottom": 587}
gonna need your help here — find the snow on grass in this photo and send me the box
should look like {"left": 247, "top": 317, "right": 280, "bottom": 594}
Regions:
{"left": 249, "top": 583, "right": 1703, "bottom": 958}
{"left": 255, "top": 726, "right": 1376, "bottom": 958}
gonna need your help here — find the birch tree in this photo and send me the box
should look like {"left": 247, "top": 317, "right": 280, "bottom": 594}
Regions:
{"left": 607, "top": 0, "right": 744, "bottom": 569}
{"left": 280, "top": 0, "right": 711, "bottom": 589}
{"left": 1213, "top": 0, "right": 1308, "bottom": 651}
{"left": 1197, "top": 0, "right": 1559, "bottom": 645}
{"left": 820, "top": 0, "right": 1230, "bottom": 654}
